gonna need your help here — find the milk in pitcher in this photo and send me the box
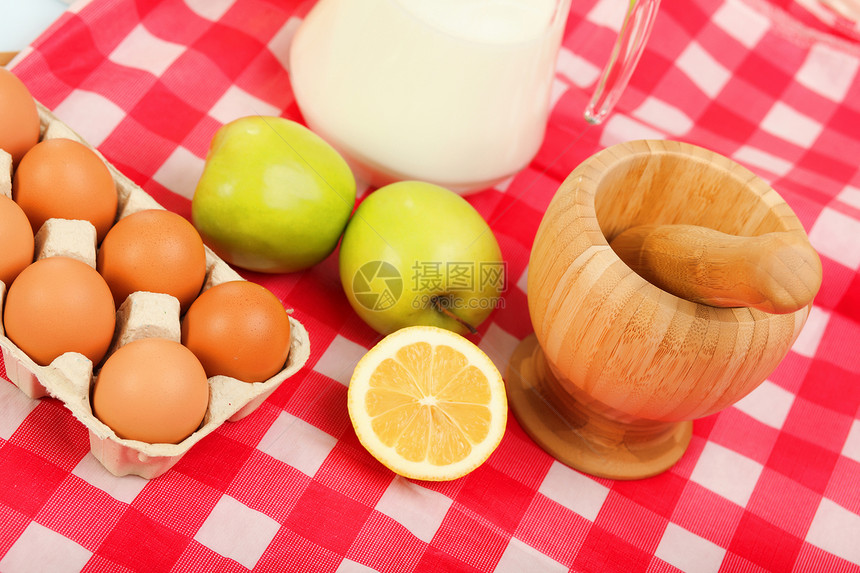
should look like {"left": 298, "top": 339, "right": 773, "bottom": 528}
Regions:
{"left": 289, "top": 0, "right": 568, "bottom": 193}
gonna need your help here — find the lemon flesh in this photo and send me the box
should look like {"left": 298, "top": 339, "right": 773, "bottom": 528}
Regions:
{"left": 348, "top": 326, "right": 507, "bottom": 481}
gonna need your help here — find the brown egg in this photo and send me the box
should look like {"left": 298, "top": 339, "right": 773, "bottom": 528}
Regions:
{"left": 0, "top": 194, "right": 34, "bottom": 287}
{"left": 0, "top": 68, "right": 40, "bottom": 167}
{"left": 92, "top": 337, "right": 210, "bottom": 444}
{"left": 97, "top": 209, "right": 207, "bottom": 312}
{"left": 12, "top": 138, "right": 118, "bottom": 242}
{"left": 3, "top": 256, "right": 116, "bottom": 367}
{"left": 181, "top": 280, "right": 292, "bottom": 382}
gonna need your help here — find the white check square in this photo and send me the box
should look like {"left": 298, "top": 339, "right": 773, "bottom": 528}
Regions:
{"left": 599, "top": 114, "right": 665, "bottom": 148}
{"left": 208, "top": 85, "right": 281, "bottom": 126}
{"left": 807, "top": 497, "right": 860, "bottom": 564}
{"left": 760, "top": 102, "right": 823, "bottom": 149}
{"left": 586, "top": 0, "right": 627, "bottom": 30}
{"left": 313, "top": 335, "right": 368, "bottom": 386}
{"left": 690, "top": 442, "right": 763, "bottom": 507}
{"left": 656, "top": 522, "right": 726, "bottom": 573}
{"left": 185, "top": 0, "right": 234, "bottom": 21}
{"left": 633, "top": 97, "right": 694, "bottom": 135}
{"left": 791, "top": 305, "right": 830, "bottom": 358}
{"left": 495, "top": 537, "right": 567, "bottom": 573}
{"left": 842, "top": 419, "right": 860, "bottom": 464}
{"left": 53, "top": 90, "right": 126, "bottom": 148}
{"left": 732, "top": 379, "right": 795, "bottom": 430}
{"left": 712, "top": 0, "right": 771, "bottom": 48}
{"left": 109, "top": 24, "right": 185, "bottom": 77}
{"left": 258, "top": 412, "right": 337, "bottom": 477}
{"left": 556, "top": 47, "right": 601, "bottom": 89}
{"left": 677, "top": 42, "right": 731, "bottom": 99}
{"left": 152, "top": 146, "right": 206, "bottom": 200}
{"left": 72, "top": 454, "right": 148, "bottom": 504}
{"left": 479, "top": 323, "right": 519, "bottom": 377}
{"left": 539, "top": 461, "right": 609, "bottom": 521}
{"left": 733, "top": 145, "right": 792, "bottom": 177}
{"left": 375, "top": 476, "right": 452, "bottom": 543}
{"left": 0, "top": 380, "right": 37, "bottom": 440}
{"left": 809, "top": 207, "right": 860, "bottom": 270}
{"left": 195, "top": 495, "right": 280, "bottom": 570}
{"left": 837, "top": 186, "right": 860, "bottom": 210}
{"left": 0, "top": 523, "right": 91, "bottom": 573}
{"left": 335, "top": 560, "right": 379, "bottom": 573}
{"left": 796, "top": 43, "right": 860, "bottom": 102}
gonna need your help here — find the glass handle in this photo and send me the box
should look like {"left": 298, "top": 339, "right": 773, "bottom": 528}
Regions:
{"left": 584, "top": 0, "right": 661, "bottom": 125}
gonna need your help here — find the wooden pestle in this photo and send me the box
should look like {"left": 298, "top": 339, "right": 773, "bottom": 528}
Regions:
{"left": 609, "top": 224, "right": 822, "bottom": 314}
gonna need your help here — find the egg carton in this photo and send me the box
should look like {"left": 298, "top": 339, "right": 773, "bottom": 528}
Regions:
{"left": 0, "top": 103, "right": 311, "bottom": 479}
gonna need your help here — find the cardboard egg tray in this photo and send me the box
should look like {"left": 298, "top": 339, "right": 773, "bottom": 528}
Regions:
{"left": 0, "top": 103, "right": 311, "bottom": 479}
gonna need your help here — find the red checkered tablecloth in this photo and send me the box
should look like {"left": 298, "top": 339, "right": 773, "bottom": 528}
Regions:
{"left": 2, "top": 0, "right": 859, "bottom": 571}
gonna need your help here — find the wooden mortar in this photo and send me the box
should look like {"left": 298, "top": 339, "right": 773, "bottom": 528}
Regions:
{"left": 507, "top": 140, "right": 817, "bottom": 480}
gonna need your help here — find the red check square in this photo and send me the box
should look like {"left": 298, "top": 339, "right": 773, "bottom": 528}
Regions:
{"left": 192, "top": 24, "right": 266, "bottom": 81}
{"left": 255, "top": 528, "right": 344, "bottom": 573}
{"left": 95, "top": 507, "right": 190, "bottom": 571}
{"left": 36, "top": 476, "right": 127, "bottom": 551}
{"left": 613, "top": 469, "right": 688, "bottom": 520}
{"left": 415, "top": 545, "right": 483, "bottom": 573}
{"left": 132, "top": 471, "right": 222, "bottom": 537}
{"left": 171, "top": 540, "right": 251, "bottom": 573}
{"left": 137, "top": 0, "right": 211, "bottom": 44}
{"left": 219, "top": 0, "right": 290, "bottom": 42}
{"left": 347, "top": 511, "right": 426, "bottom": 572}
{"left": 516, "top": 493, "right": 588, "bottom": 568}
{"left": 0, "top": 444, "right": 67, "bottom": 518}
{"left": 729, "top": 511, "right": 803, "bottom": 572}
{"left": 767, "top": 430, "right": 841, "bottom": 493}
{"left": 130, "top": 81, "right": 207, "bottom": 143}
{"left": 672, "top": 481, "right": 744, "bottom": 547}
{"left": 573, "top": 525, "right": 652, "bottom": 573}
{"left": 285, "top": 481, "right": 372, "bottom": 556}
{"left": 799, "top": 361, "right": 860, "bottom": 417}
{"left": 699, "top": 101, "right": 759, "bottom": 143}
{"left": 228, "top": 450, "right": 311, "bottom": 523}
{"left": 14, "top": 400, "right": 90, "bottom": 471}
{"left": 594, "top": 491, "right": 669, "bottom": 554}
{"left": 315, "top": 444, "right": 393, "bottom": 507}
{"left": 746, "top": 469, "right": 820, "bottom": 538}
{"left": 456, "top": 464, "right": 535, "bottom": 534}
{"left": 172, "top": 433, "right": 254, "bottom": 492}
{"left": 430, "top": 507, "right": 508, "bottom": 571}
{"left": 825, "top": 456, "right": 860, "bottom": 514}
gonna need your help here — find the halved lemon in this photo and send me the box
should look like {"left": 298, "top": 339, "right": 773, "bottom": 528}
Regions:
{"left": 348, "top": 326, "right": 508, "bottom": 481}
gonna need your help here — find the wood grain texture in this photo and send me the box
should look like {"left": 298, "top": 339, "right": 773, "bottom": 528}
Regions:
{"left": 510, "top": 140, "right": 816, "bottom": 478}
{"left": 609, "top": 224, "right": 822, "bottom": 314}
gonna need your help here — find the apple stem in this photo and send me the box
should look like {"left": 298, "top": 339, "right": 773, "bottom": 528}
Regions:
{"left": 430, "top": 295, "right": 478, "bottom": 335}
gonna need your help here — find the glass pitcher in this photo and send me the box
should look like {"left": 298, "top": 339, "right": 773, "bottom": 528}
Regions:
{"left": 289, "top": 0, "right": 659, "bottom": 194}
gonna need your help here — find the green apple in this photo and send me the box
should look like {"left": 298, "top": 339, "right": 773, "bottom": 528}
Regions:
{"left": 339, "top": 181, "right": 505, "bottom": 335}
{"left": 192, "top": 116, "right": 356, "bottom": 273}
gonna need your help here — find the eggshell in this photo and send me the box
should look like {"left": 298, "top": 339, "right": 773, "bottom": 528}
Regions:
{"left": 12, "top": 137, "right": 118, "bottom": 241}
{"left": 3, "top": 256, "right": 116, "bottom": 367}
{"left": 97, "top": 209, "right": 207, "bottom": 312}
{"left": 182, "top": 280, "right": 292, "bottom": 382}
{"left": 0, "top": 103, "right": 311, "bottom": 479}
{"left": 93, "top": 338, "right": 210, "bottom": 444}
{"left": 0, "top": 194, "right": 34, "bottom": 287}
{"left": 0, "top": 68, "right": 40, "bottom": 166}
